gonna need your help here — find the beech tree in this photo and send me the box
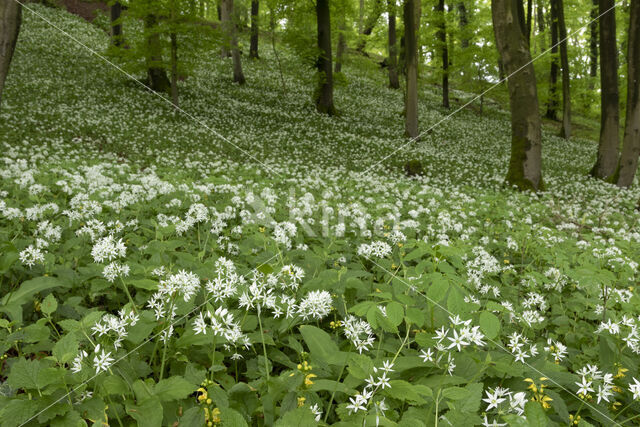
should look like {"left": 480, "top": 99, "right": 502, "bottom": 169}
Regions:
{"left": 615, "top": 0, "right": 640, "bottom": 187}
{"left": 387, "top": 0, "right": 400, "bottom": 89}
{"left": 590, "top": 0, "right": 619, "bottom": 179}
{"left": 546, "top": 0, "right": 559, "bottom": 120}
{"left": 250, "top": 0, "right": 259, "bottom": 59}
{"left": 222, "top": 0, "right": 245, "bottom": 84}
{"left": 110, "top": 1, "right": 123, "bottom": 47}
{"left": 315, "top": 0, "right": 336, "bottom": 115}
{"left": 435, "top": 0, "right": 449, "bottom": 108}
{"left": 492, "top": 0, "right": 543, "bottom": 191}
{"left": 0, "top": 0, "right": 20, "bottom": 106}
{"left": 404, "top": 0, "right": 419, "bottom": 138}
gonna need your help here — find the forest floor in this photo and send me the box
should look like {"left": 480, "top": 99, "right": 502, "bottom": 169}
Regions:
{"left": 1, "top": 5, "right": 639, "bottom": 427}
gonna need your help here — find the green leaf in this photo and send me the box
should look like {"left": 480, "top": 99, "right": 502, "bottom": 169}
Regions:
{"left": 0, "top": 399, "right": 39, "bottom": 427}
{"left": 7, "top": 358, "right": 43, "bottom": 390}
{"left": 275, "top": 407, "right": 317, "bottom": 426}
{"left": 52, "top": 333, "right": 78, "bottom": 364}
{"left": 154, "top": 376, "right": 196, "bottom": 402}
{"left": 1, "top": 276, "right": 68, "bottom": 321}
{"left": 524, "top": 401, "right": 547, "bottom": 427}
{"left": 219, "top": 406, "right": 249, "bottom": 427}
{"left": 299, "top": 325, "right": 347, "bottom": 366}
{"left": 129, "top": 279, "right": 158, "bottom": 291}
{"left": 179, "top": 406, "right": 205, "bottom": 426}
{"left": 479, "top": 311, "right": 500, "bottom": 339}
{"left": 126, "top": 397, "right": 163, "bottom": 427}
{"left": 426, "top": 273, "right": 449, "bottom": 303}
{"left": 386, "top": 301, "right": 404, "bottom": 326}
{"left": 41, "top": 294, "right": 58, "bottom": 316}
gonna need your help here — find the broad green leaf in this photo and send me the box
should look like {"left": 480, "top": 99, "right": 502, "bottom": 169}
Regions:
{"left": 154, "top": 376, "right": 196, "bottom": 402}
{"left": 275, "top": 406, "right": 317, "bottom": 426}
{"left": 524, "top": 401, "right": 547, "bottom": 427}
{"left": 41, "top": 294, "right": 58, "bottom": 316}
{"left": 300, "top": 325, "right": 347, "bottom": 366}
{"left": 52, "top": 333, "right": 78, "bottom": 364}
{"left": 1, "top": 276, "right": 68, "bottom": 321}
{"left": 479, "top": 311, "right": 500, "bottom": 339}
{"left": 426, "top": 273, "right": 449, "bottom": 303}
{"left": 126, "top": 397, "right": 163, "bottom": 427}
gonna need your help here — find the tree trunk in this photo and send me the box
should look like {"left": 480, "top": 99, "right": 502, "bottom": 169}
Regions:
{"left": 458, "top": 2, "right": 469, "bottom": 48}
{"left": 589, "top": 0, "right": 598, "bottom": 77}
{"left": 249, "top": 0, "right": 259, "bottom": 59}
{"left": 590, "top": 0, "right": 619, "bottom": 179}
{"left": 335, "top": 14, "right": 346, "bottom": 73}
{"left": 525, "top": 0, "right": 532, "bottom": 44}
{"left": 110, "top": 2, "right": 123, "bottom": 47}
{"left": 388, "top": 0, "right": 400, "bottom": 89}
{"left": 435, "top": 0, "right": 449, "bottom": 108}
{"left": 546, "top": 0, "right": 559, "bottom": 120}
{"left": 226, "top": 0, "right": 245, "bottom": 84}
{"left": 492, "top": 0, "right": 543, "bottom": 191}
{"left": 359, "top": 0, "right": 364, "bottom": 33}
{"left": 404, "top": 0, "right": 419, "bottom": 138}
{"left": 0, "top": 0, "right": 20, "bottom": 107}
{"left": 315, "top": 0, "right": 336, "bottom": 115}
{"left": 536, "top": 2, "right": 545, "bottom": 52}
{"left": 616, "top": 0, "right": 640, "bottom": 187}
{"left": 145, "top": 13, "right": 170, "bottom": 93}
{"left": 557, "top": 0, "right": 571, "bottom": 139}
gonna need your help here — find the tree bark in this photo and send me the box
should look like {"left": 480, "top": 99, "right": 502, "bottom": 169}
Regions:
{"left": 249, "top": 0, "right": 259, "bottom": 59}
{"left": 315, "top": 0, "right": 336, "bottom": 115}
{"left": 589, "top": 0, "right": 598, "bottom": 77}
{"left": 404, "top": 0, "right": 419, "bottom": 138}
{"left": 388, "top": 0, "right": 400, "bottom": 89}
{"left": 616, "top": 0, "right": 640, "bottom": 187}
{"left": 557, "top": 0, "right": 571, "bottom": 139}
{"left": 227, "top": 0, "right": 245, "bottom": 84}
{"left": 458, "top": 2, "right": 469, "bottom": 48}
{"left": 170, "top": 0, "right": 178, "bottom": 106}
{"left": 525, "top": 0, "right": 532, "bottom": 44}
{"left": 145, "top": 13, "right": 170, "bottom": 93}
{"left": 492, "top": 0, "right": 543, "bottom": 191}
{"left": 435, "top": 0, "right": 449, "bottom": 108}
{"left": 590, "top": 0, "right": 619, "bottom": 179}
{"left": 546, "top": 0, "right": 559, "bottom": 120}
{"left": 110, "top": 2, "right": 123, "bottom": 47}
{"left": 536, "top": 2, "right": 545, "bottom": 52}
{"left": 0, "top": 0, "right": 20, "bottom": 107}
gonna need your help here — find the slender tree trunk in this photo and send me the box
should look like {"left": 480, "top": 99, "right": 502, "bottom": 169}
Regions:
{"left": 458, "top": 2, "right": 469, "bottom": 48}
{"left": 546, "top": 0, "right": 559, "bottom": 120}
{"left": 616, "top": 0, "right": 640, "bottom": 187}
{"left": 589, "top": 0, "right": 598, "bottom": 78}
{"left": 590, "top": 0, "right": 619, "bottom": 179}
{"left": 110, "top": 1, "right": 123, "bottom": 47}
{"left": 388, "top": 0, "right": 400, "bottom": 89}
{"left": 526, "top": 0, "right": 532, "bottom": 44}
{"left": 315, "top": 0, "right": 336, "bottom": 115}
{"left": 0, "top": 0, "right": 20, "bottom": 107}
{"left": 249, "top": 0, "right": 259, "bottom": 59}
{"left": 226, "top": 0, "right": 245, "bottom": 84}
{"left": 404, "top": 0, "right": 419, "bottom": 138}
{"left": 145, "top": 13, "right": 170, "bottom": 93}
{"left": 335, "top": 13, "right": 346, "bottom": 73}
{"left": 435, "top": 0, "right": 449, "bottom": 108}
{"left": 557, "top": 0, "right": 571, "bottom": 138}
{"left": 359, "top": 0, "right": 364, "bottom": 33}
{"left": 492, "top": 0, "right": 543, "bottom": 191}
{"left": 537, "top": 2, "right": 545, "bottom": 52}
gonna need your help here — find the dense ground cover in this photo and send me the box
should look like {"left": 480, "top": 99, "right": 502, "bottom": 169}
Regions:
{"left": 1, "top": 5, "right": 640, "bottom": 426}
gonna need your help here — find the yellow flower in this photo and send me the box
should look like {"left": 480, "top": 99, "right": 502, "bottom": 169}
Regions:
{"left": 304, "top": 374, "right": 317, "bottom": 387}
{"left": 197, "top": 387, "right": 208, "bottom": 403}
{"left": 211, "top": 407, "right": 221, "bottom": 424}
{"left": 297, "top": 397, "right": 306, "bottom": 407}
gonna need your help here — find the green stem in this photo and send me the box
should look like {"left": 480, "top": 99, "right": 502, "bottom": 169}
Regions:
{"left": 119, "top": 277, "right": 137, "bottom": 314}
{"left": 257, "top": 305, "right": 270, "bottom": 383}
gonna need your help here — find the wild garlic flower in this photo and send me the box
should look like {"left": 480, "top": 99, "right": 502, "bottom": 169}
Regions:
{"left": 91, "top": 235, "right": 126, "bottom": 263}
{"left": 297, "top": 290, "right": 332, "bottom": 320}
{"left": 343, "top": 315, "right": 375, "bottom": 354}
{"left": 19, "top": 245, "right": 45, "bottom": 267}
